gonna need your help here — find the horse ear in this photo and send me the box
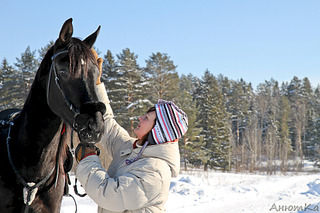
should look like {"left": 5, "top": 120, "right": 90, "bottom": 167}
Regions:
{"left": 83, "top": 26, "right": 100, "bottom": 48}
{"left": 59, "top": 18, "right": 73, "bottom": 43}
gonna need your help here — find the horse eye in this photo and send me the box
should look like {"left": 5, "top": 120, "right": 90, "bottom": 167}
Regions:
{"left": 59, "top": 70, "right": 70, "bottom": 79}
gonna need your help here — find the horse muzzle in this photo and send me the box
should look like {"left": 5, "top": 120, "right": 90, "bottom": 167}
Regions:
{"left": 73, "top": 101, "right": 105, "bottom": 144}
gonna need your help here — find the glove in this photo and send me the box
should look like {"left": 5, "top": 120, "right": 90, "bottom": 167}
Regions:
{"left": 75, "top": 143, "right": 100, "bottom": 163}
{"left": 91, "top": 49, "right": 103, "bottom": 85}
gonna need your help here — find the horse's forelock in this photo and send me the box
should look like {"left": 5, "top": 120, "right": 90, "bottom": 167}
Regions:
{"left": 67, "top": 38, "right": 97, "bottom": 79}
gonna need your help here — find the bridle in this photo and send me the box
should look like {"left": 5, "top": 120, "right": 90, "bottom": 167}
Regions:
{"left": 47, "top": 50, "right": 103, "bottom": 137}
{"left": 47, "top": 50, "right": 80, "bottom": 120}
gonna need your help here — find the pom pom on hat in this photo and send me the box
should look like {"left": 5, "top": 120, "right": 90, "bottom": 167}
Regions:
{"left": 148, "top": 100, "right": 188, "bottom": 145}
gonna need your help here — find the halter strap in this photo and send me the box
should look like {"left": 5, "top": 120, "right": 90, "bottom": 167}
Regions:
{"left": 51, "top": 50, "right": 69, "bottom": 61}
{"left": 47, "top": 50, "right": 80, "bottom": 119}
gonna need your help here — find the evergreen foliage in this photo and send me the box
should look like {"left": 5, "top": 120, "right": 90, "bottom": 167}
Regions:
{"left": 2, "top": 46, "right": 320, "bottom": 172}
{"left": 194, "top": 70, "right": 231, "bottom": 171}
{"left": 175, "top": 74, "right": 203, "bottom": 170}
{"left": 14, "top": 46, "right": 38, "bottom": 103}
{"left": 103, "top": 48, "right": 152, "bottom": 136}
{"left": 0, "top": 59, "right": 22, "bottom": 110}
{"left": 145, "top": 52, "right": 179, "bottom": 102}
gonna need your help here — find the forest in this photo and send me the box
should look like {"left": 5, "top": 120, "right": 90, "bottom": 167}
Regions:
{"left": 1, "top": 43, "right": 320, "bottom": 174}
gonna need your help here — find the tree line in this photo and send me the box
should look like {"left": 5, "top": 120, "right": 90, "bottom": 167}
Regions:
{"left": 1, "top": 43, "right": 320, "bottom": 173}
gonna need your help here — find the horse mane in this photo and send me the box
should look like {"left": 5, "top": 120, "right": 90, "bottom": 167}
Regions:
{"left": 67, "top": 38, "right": 97, "bottom": 78}
{"left": 36, "top": 38, "right": 97, "bottom": 83}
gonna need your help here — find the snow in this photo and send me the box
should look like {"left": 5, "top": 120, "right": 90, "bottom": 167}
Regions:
{"left": 61, "top": 171, "right": 320, "bottom": 213}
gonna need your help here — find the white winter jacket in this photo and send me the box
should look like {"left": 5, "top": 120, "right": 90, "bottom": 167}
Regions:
{"left": 76, "top": 84, "right": 180, "bottom": 213}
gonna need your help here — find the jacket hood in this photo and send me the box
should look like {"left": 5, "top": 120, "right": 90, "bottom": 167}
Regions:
{"left": 139, "top": 142, "right": 180, "bottom": 177}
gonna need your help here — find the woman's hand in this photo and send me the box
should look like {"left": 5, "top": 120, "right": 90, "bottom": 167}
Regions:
{"left": 75, "top": 143, "right": 100, "bottom": 163}
{"left": 91, "top": 49, "right": 103, "bottom": 85}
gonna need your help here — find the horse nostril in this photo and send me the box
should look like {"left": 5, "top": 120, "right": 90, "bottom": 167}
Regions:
{"left": 80, "top": 131, "right": 86, "bottom": 138}
{"left": 88, "top": 121, "right": 97, "bottom": 131}
{"left": 73, "top": 122, "right": 79, "bottom": 130}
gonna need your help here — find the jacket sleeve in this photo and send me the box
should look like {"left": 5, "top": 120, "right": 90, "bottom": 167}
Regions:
{"left": 96, "top": 83, "right": 135, "bottom": 158}
{"left": 76, "top": 155, "right": 164, "bottom": 212}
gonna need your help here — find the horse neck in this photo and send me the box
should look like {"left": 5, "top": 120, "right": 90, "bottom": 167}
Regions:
{"left": 12, "top": 70, "right": 64, "bottom": 168}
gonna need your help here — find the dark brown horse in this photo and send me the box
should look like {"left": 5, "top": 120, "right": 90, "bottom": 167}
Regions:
{"left": 0, "top": 18, "right": 105, "bottom": 212}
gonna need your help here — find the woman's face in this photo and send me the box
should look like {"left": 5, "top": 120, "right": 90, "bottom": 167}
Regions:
{"left": 134, "top": 111, "right": 156, "bottom": 139}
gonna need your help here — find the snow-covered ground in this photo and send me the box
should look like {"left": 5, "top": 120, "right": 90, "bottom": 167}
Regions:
{"left": 61, "top": 171, "right": 320, "bottom": 213}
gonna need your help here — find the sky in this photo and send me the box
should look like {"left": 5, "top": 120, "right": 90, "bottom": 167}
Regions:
{"left": 1, "top": 0, "right": 320, "bottom": 89}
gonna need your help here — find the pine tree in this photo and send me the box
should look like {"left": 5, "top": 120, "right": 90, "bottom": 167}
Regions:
{"left": 225, "top": 79, "right": 254, "bottom": 171}
{"left": 217, "top": 74, "right": 236, "bottom": 170}
{"left": 301, "top": 77, "right": 317, "bottom": 160}
{"left": 101, "top": 49, "right": 125, "bottom": 127}
{"left": 101, "top": 50, "right": 116, "bottom": 84}
{"left": 145, "top": 52, "right": 179, "bottom": 103}
{"left": 101, "top": 49, "right": 119, "bottom": 101}
{"left": 14, "top": 46, "right": 38, "bottom": 102}
{"left": 175, "top": 74, "right": 202, "bottom": 170}
{"left": 285, "top": 76, "right": 305, "bottom": 170}
{"left": 108, "top": 48, "right": 151, "bottom": 136}
{"left": 217, "top": 74, "right": 232, "bottom": 102}
{"left": 278, "top": 94, "right": 292, "bottom": 172}
{"left": 0, "top": 58, "right": 22, "bottom": 110}
{"left": 311, "top": 86, "right": 320, "bottom": 164}
{"left": 256, "top": 79, "right": 282, "bottom": 174}
{"left": 195, "top": 70, "right": 232, "bottom": 171}
{"left": 227, "top": 79, "right": 252, "bottom": 147}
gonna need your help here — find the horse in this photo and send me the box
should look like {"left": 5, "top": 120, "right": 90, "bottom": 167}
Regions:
{"left": 0, "top": 18, "right": 106, "bottom": 212}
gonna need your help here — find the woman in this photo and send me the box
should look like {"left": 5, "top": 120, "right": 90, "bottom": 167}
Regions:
{"left": 75, "top": 50, "right": 188, "bottom": 213}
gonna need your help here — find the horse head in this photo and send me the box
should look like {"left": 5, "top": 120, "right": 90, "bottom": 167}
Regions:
{"left": 47, "top": 18, "right": 105, "bottom": 144}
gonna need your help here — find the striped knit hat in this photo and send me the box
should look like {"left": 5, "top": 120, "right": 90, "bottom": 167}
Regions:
{"left": 125, "top": 100, "right": 188, "bottom": 165}
{"left": 147, "top": 100, "right": 188, "bottom": 145}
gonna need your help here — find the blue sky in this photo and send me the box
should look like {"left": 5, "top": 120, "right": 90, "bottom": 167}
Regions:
{"left": 1, "top": 0, "right": 319, "bottom": 88}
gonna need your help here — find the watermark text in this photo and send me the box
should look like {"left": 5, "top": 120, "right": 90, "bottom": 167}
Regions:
{"left": 269, "top": 203, "right": 319, "bottom": 212}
